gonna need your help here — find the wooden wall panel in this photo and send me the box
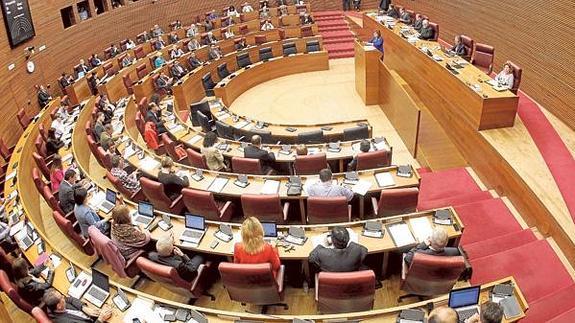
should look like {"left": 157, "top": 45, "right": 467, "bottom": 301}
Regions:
{"left": 394, "top": 0, "right": 575, "bottom": 130}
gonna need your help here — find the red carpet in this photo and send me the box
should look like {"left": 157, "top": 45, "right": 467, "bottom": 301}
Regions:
{"left": 417, "top": 191, "right": 492, "bottom": 211}
{"left": 417, "top": 168, "right": 484, "bottom": 210}
{"left": 550, "top": 307, "right": 575, "bottom": 323}
{"left": 314, "top": 11, "right": 355, "bottom": 59}
{"left": 520, "top": 284, "right": 575, "bottom": 323}
{"left": 454, "top": 198, "right": 523, "bottom": 245}
{"left": 462, "top": 229, "right": 536, "bottom": 260}
{"left": 470, "top": 239, "right": 574, "bottom": 302}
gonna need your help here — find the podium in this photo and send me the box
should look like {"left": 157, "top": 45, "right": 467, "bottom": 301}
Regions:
{"left": 354, "top": 40, "right": 381, "bottom": 105}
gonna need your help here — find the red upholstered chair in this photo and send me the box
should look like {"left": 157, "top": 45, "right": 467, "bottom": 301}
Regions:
{"left": 139, "top": 177, "right": 185, "bottom": 214}
{"left": 186, "top": 148, "right": 208, "bottom": 169}
{"left": 0, "top": 270, "right": 33, "bottom": 312}
{"left": 32, "top": 307, "right": 51, "bottom": 323}
{"left": 136, "top": 257, "right": 215, "bottom": 300}
{"left": 294, "top": 153, "right": 328, "bottom": 175}
{"left": 138, "top": 96, "right": 148, "bottom": 116}
{"left": 398, "top": 253, "right": 466, "bottom": 301}
{"left": 316, "top": 270, "right": 376, "bottom": 314}
{"left": 96, "top": 147, "right": 112, "bottom": 170}
{"left": 38, "top": 124, "right": 48, "bottom": 142}
{"left": 88, "top": 226, "right": 143, "bottom": 278}
{"left": 123, "top": 74, "right": 134, "bottom": 94}
{"left": 241, "top": 194, "right": 289, "bottom": 223}
{"left": 428, "top": 22, "right": 439, "bottom": 41}
{"left": 53, "top": 211, "right": 94, "bottom": 255}
{"left": 460, "top": 35, "right": 474, "bottom": 61}
{"left": 136, "top": 64, "right": 148, "bottom": 79}
{"left": 307, "top": 196, "right": 351, "bottom": 224}
{"left": 34, "top": 135, "right": 49, "bottom": 159}
{"left": 182, "top": 188, "right": 234, "bottom": 221}
{"left": 41, "top": 186, "right": 64, "bottom": 214}
{"left": 135, "top": 111, "right": 145, "bottom": 136}
{"left": 106, "top": 171, "right": 146, "bottom": 203}
{"left": 218, "top": 263, "right": 287, "bottom": 311}
{"left": 0, "top": 138, "right": 14, "bottom": 162}
{"left": 103, "top": 63, "right": 116, "bottom": 77}
{"left": 32, "top": 167, "right": 46, "bottom": 193}
{"left": 17, "top": 108, "right": 31, "bottom": 130}
{"left": 161, "top": 133, "right": 187, "bottom": 164}
{"left": 371, "top": 188, "right": 419, "bottom": 217}
{"left": 232, "top": 156, "right": 271, "bottom": 175}
{"left": 152, "top": 74, "right": 168, "bottom": 96}
{"left": 507, "top": 61, "right": 522, "bottom": 94}
{"left": 239, "top": 24, "right": 249, "bottom": 35}
{"left": 134, "top": 46, "right": 145, "bottom": 59}
{"left": 356, "top": 150, "right": 392, "bottom": 170}
{"left": 0, "top": 247, "right": 14, "bottom": 281}
{"left": 255, "top": 35, "right": 267, "bottom": 45}
{"left": 87, "top": 135, "right": 104, "bottom": 168}
{"left": 33, "top": 152, "right": 51, "bottom": 179}
{"left": 301, "top": 25, "right": 313, "bottom": 37}
{"left": 471, "top": 43, "right": 495, "bottom": 75}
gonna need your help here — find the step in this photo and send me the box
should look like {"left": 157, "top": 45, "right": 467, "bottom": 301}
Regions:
{"left": 313, "top": 11, "right": 344, "bottom": 17}
{"left": 418, "top": 167, "right": 483, "bottom": 202}
{"left": 324, "top": 43, "right": 355, "bottom": 52}
{"left": 417, "top": 191, "right": 493, "bottom": 211}
{"left": 318, "top": 26, "right": 350, "bottom": 32}
{"left": 329, "top": 51, "right": 355, "bottom": 59}
{"left": 461, "top": 229, "right": 537, "bottom": 260}
{"left": 319, "top": 30, "right": 354, "bottom": 38}
{"left": 323, "top": 37, "right": 356, "bottom": 45}
{"left": 549, "top": 307, "right": 575, "bottom": 323}
{"left": 520, "top": 284, "right": 575, "bottom": 323}
{"left": 315, "top": 16, "right": 345, "bottom": 22}
{"left": 316, "top": 20, "right": 348, "bottom": 27}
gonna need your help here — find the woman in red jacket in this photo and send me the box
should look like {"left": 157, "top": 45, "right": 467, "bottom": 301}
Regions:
{"left": 234, "top": 217, "right": 281, "bottom": 276}
{"left": 143, "top": 116, "right": 159, "bottom": 150}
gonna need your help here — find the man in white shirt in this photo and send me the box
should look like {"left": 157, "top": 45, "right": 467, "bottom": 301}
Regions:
{"left": 261, "top": 20, "right": 275, "bottom": 31}
{"left": 308, "top": 168, "right": 354, "bottom": 201}
{"left": 242, "top": 2, "right": 254, "bottom": 12}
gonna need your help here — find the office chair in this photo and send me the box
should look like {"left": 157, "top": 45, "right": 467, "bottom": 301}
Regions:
{"left": 139, "top": 177, "right": 186, "bottom": 214}
{"left": 301, "top": 25, "right": 313, "bottom": 37}
{"left": 53, "top": 211, "right": 95, "bottom": 255}
{"left": 135, "top": 111, "right": 145, "bottom": 135}
{"left": 249, "top": 129, "right": 273, "bottom": 144}
{"left": 88, "top": 226, "right": 143, "bottom": 278}
{"left": 507, "top": 61, "right": 522, "bottom": 94}
{"left": 161, "top": 133, "right": 187, "bottom": 164}
{"left": 197, "top": 111, "right": 215, "bottom": 133}
{"left": 343, "top": 125, "right": 370, "bottom": 141}
{"left": 215, "top": 120, "right": 236, "bottom": 140}
{"left": 17, "top": 109, "right": 30, "bottom": 130}
{"left": 136, "top": 63, "right": 148, "bottom": 79}
{"left": 307, "top": 196, "right": 352, "bottom": 224}
{"left": 106, "top": 171, "right": 146, "bottom": 203}
{"left": 356, "top": 150, "right": 392, "bottom": 170}
{"left": 283, "top": 42, "right": 297, "bottom": 55}
{"left": 236, "top": 52, "right": 252, "bottom": 68}
{"left": 123, "top": 74, "right": 134, "bottom": 94}
{"left": 297, "top": 130, "right": 324, "bottom": 144}
{"left": 294, "top": 153, "right": 328, "bottom": 175}
{"left": 371, "top": 187, "right": 419, "bottom": 217}
{"left": 306, "top": 40, "right": 321, "bottom": 53}
{"left": 255, "top": 34, "right": 267, "bottom": 45}
{"left": 217, "top": 63, "right": 231, "bottom": 79}
{"left": 202, "top": 73, "right": 216, "bottom": 96}
{"left": 0, "top": 270, "right": 33, "bottom": 312}
{"left": 32, "top": 152, "right": 51, "bottom": 179}
{"left": 182, "top": 188, "right": 235, "bottom": 222}
{"left": 239, "top": 24, "right": 249, "bottom": 35}
{"left": 429, "top": 22, "right": 439, "bottom": 41}
{"left": 471, "top": 43, "right": 495, "bottom": 75}
{"left": 241, "top": 194, "right": 290, "bottom": 223}
{"left": 259, "top": 47, "right": 274, "bottom": 61}
{"left": 186, "top": 148, "right": 209, "bottom": 169}
{"left": 189, "top": 100, "right": 211, "bottom": 127}
{"left": 316, "top": 270, "right": 376, "bottom": 313}
{"left": 231, "top": 156, "right": 272, "bottom": 175}
{"left": 460, "top": 35, "right": 474, "bottom": 61}
{"left": 32, "top": 307, "right": 52, "bottom": 323}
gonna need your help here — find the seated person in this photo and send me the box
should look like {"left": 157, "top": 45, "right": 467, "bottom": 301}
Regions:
{"left": 146, "top": 102, "right": 168, "bottom": 134}
{"left": 50, "top": 155, "right": 65, "bottom": 192}
{"left": 92, "top": 112, "right": 107, "bottom": 141}
{"left": 428, "top": 307, "right": 458, "bottom": 323}
{"left": 244, "top": 134, "right": 275, "bottom": 173}
{"left": 296, "top": 144, "right": 308, "bottom": 156}
{"left": 149, "top": 234, "right": 205, "bottom": 280}
{"left": 109, "top": 44, "right": 120, "bottom": 57}
{"left": 413, "top": 15, "right": 424, "bottom": 31}
{"left": 77, "top": 59, "right": 90, "bottom": 76}
{"left": 260, "top": 5, "right": 271, "bottom": 19}
{"left": 153, "top": 54, "right": 166, "bottom": 68}
{"left": 227, "top": 5, "right": 240, "bottom": 17}
{"left": 36, "top": 85, "right": 52, "bottom": 108}
{"left": 125, "top": 38, "right": 136, "bottom": 49}
{"left": 207, "top": 9, "right": 218, "bottom": 20}
{"left": 74, "top": 187, "right": 110, "bottom": 238}
{"left": 152, "top": 24, "right": 164, "bottom": 37}
{"left": 111, "top": 205, "right": 150, "bottom": 261}
{"left": 188, "top": 51, "right": 204, "bottom": 69}
{"left": 347, "top": 139, "right": 371, "bottom": 171}
{"left": 158, "top": 156, "right": 190, "bottom": 200}
{"left": 155, "top": 72, "right": 174, "bottom": 93}
{"left": 399, "top": 7, "right": 411, "bottom": 23}
{"left": 466, "top": 301, "right": 504, "bottom": 323}
{"left": 59, "top": 73, "right": 74, "bottom": 88}
{"left": 418, "top": 19, "right": 435, "bottom": 40}
{"left": 98, "top": 94, "right": 116, "bottom": 113}
{"left": 187, "top": 38, "right": 201, "bottom": 52}
{"left": 309, "top": 226, "right": 367, "bottom": 272}
{"left": 110, "top": 155, "right": 140, "bottom": 192}
{"left": 278, "top": 4, "right": 289, "bottom": 16}
{"left": 223, "top": 27, "right": 235, "bottom": 39}
{"left": 242, "top": 2, "right": 254, "bottom": 12}
{"left": 170, "top": 60, "right": 188, "bottom": 80}
{"left": 301, "top": 13, "right": 314, "bottom": 25}
{"left": 404, "top": 227, "right": 460, "bottom": 265}
{"left": 12, "top": 257, "right": 55, "bottom": 306}
{"left": 169, "top": 46, "right": 184, "bottom": 59}
{"left": 99, "top": 124, "right": 119, "bottom": 152}
{"left": 308, "top": 168, "right": 354, "bottom": 201}
{"left": 87, "top": 72, "right": 99, "bottom": 95}
{"left": 203, "top": 18, "right": 214, "bottom": 32}
{"left": 386, "top": 4, "right": 399, "bottom": 18}
{"left": 449, "top": 35, "right": 467, "bottom": 57}
{"left": 121, "top": 53, "right": 134, "bottom": 67}
{"left": 59, "top": 169, "right": 88, "bottom": 214}
{"left": 43, "top": 288, "right": 113, "bottom": 323}
{"left": 89, "top": 54, "right": 102, "bottom": 67}
{"left": 144, "top": 116, "right": 161, "bottom": 150}
{"left": 234, "top": 217, "right": 281, "bottom": 277}
{"left": 235, "top": 38, "right": 248, "bottom": 50}
{"left": 204, "top": 31, "right": 218, "bottom": 45}
{"left": 494, "top": 63, "right": 515, "bottom": 90}
{"left": 261, "top": 20, "right": 275, "bottom": 31}
{"left": 208, "top": 45, "right": 223, "bottom": 60}
{"left": 46, "top": 128, "right": 65, "bottom": 156}
{"left": 171, "top": 20, "right": 182, "bottom": 30}
{"left": 168, "top": 33, "right": 179, "bottom": 44}
{"left": 201, "top": 131, "right": 229, "bottom": 171}
{"left": 186, "top": 24, "right": 199, "bottom": 38}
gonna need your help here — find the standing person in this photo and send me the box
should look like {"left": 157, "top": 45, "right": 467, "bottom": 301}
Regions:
{"left": 366, "top": 30, "right": 384, "bottom": 53}
{"left": 343, "top": 0, "right": 351, "bottom": 11}
{"left": 234, "top": 217, "right": 281, "bottom": 277}
{"left": 379, "top": 0, "right": 390, "bottom": 11}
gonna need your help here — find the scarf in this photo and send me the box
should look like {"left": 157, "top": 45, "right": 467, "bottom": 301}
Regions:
{"left": 112, "top": 223, "right": 146, "bottom": 245}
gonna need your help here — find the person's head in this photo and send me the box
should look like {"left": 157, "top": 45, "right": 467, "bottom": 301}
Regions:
{"left": 331, "top": 227, "right": 350, "bottom": 249}
{"left": 422, "top": 19, "right": 429, "bottom": 27}
{"left": 430, "top": 227, "right": 449, "bottom": 251}
{"left": 359, "top": 139, "right": 371, "bottom": 153}
{"left": 74, "top": 187, "right": 88, "bottom": 205}
{"left": 79, "top": 58, "right": 85, "bottom": 65}
{"left": 149, "top": 102, "right": 160, "bottom": 112}
{"left": 47, "top": 127, "right": 57, "bottom": 140}
{"left": 389, "top": 4, "right": 395, "bottom": 10}
{"left": 156, "top": 234, "right": 175, "bottom": 257}
{"left": 51, "top": 154, "right": 63, "bottom": 171}
{"left": 11, "top": 257, "right": 30, "bottom": 281}
{"left": 112, "top": 205, "right": 131, "bottom": 225}
{"left": 399, "top": 7, "right": 405, "bottom": 14}
{"left": 295, "top": 144, "right": 308, "bottom": 156}
{"left": 203, "top": 131, "right": 218, "bottom": 148}
{"left": 373, "top": 30, "right": 381, "bottom": 39}
{"left": 428, "top": 306, "right": 459, "bottom": 323}
{"left": 503, "top": 63, "right": 512, "bottom": 74}
{"left": 161, "top": 156, "right": 174, "bottom": 171}
{"left": 64, "top": 169, "right": 77, "bottom": 183}
{"left": 240, "top": 217, "right": 265, "bottom": 254}
{"left": 150, "top": 93, "right": 160, "bottom": 105}
{"left": 104, "top": 124, "right": 113, "bottom": 134}
{"left": 44, "top": 288, "right": 66, "bottom": 312}
{"left": 319, "top": 168, "right": 332, "bottom": 182}
{"left": 96, "top": 112, "right": 105, "bottom": 123}
{"left": 454, "top": 35, "right": 462, "bottom": 44}
{"left": 481, "top": 302, "right": 504, "bottom": 323}
{"left": 250, "top": 135, "right": 262, "bottom": 147}
{"left": 110, "top": 155, "right": 123, "bottom": 169}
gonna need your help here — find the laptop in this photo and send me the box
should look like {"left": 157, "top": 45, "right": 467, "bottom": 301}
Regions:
{"left": 262, "top": 222, "right": 277, "bottom": 242}
{"left": 180, "top": 214, "right": 206, "bottom": 243}
{"left": 132, "top": 202, "right": 155, "bottom": 227}
{"left": 98, "top": 189, "right": 117, "bottom": 214}
{"left": 83, "top": 269, "right": 110, "bottom": 308}
{"left": 448, "top": 286, "right": 481, "bottom": 322}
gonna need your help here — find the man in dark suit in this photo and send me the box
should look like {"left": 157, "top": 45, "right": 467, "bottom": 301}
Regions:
{"left": 170, "top": 61, "right": 188, "bottom": 80}
{"left": 244, "top": 135, "right": 275, "bottom": 173}
{"left": 309, "top": 226, "right": 368, "bottom": 272}
{"left": 146, "top": 102, "right": 167, "bottom": 134}
{"left": 59, "top": 169, "right": 84, "bottom": 214}
{"left": 43, "top": 288, "right": 113, "bottom": 323}
{"left": 418, "top": 19, "right": 435, "bottom": 40}
{"left": 449, "top": 35, "right": 467, "bottom": 57}
{"left": 158, "top": 157, "right": 189, "bottom": 201}
{"left": 379, "top": 0, "right": 390, "bottom": 11}
{"left": 386, "top": 4, "right": 399, "bottom": 18}
{"left": 36, "top": 85, "right": 52, "bottom": 108}
{"left": 148, "top": 235, "right": 204, "bottom": 281}
{"left": 404, "top": 227, "right": 460, "bottom": 265}
{"left": 188, "top": 52, "right": 204, "bottom": 69}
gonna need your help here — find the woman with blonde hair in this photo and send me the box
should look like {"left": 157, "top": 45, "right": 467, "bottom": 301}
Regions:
{"left": 234, "top": 217, "right": 281, "bottom": 276}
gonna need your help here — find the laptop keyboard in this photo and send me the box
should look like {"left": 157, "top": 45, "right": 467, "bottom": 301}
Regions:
{"left": 458, "top": 308, "right": 479, "bottom": 322}
{"left": 89, "top": 287, "right": 108, "bottom": 302}
{"left": 182, "top": 230, "right": 203, "bottom": 239}
{"left": 135, "top": 216, "right": 153, "bottom": 225}
{"left": 101, "top": 201, "right": 114, "bottom": 210}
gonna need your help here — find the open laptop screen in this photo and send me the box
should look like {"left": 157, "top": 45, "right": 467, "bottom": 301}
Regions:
{"left": 185, "top": 214, "right": 205, "bottom": 230}
{"left": 137, "top": 202, "right": 154, "bottom": 217}
{"left": 262, "top": 222, "right": 277, "bottom": 238}
{"left": 105, "top": 189, "right": 116, "bottom": 204}
{"left": 92, "top": 268, "right": 110, "bottom": 292}
{"left": 448, "top": 286, "right": 481, "bottom": 308}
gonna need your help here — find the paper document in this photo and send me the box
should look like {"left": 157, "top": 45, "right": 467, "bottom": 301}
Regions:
{"left": 351, "top": 179, "right": 372, "bottom": 196}
{"left": 9, "top": 221, "right": 25, "bottom": 236}
{"left": 260, "top": 180, "right": 280, "bottom": 194}
{"left": 233, "top": 120, "right": 249, "bottom": 129}
{"left": 5, "top": 171, "right": 16, "bottom": 181}
{"left": 374, "top": 140, "right": 390, "bottom": 151}
{"left": 387, "top": 222, "right": 416, "bottom": 247}
{"left": 375, "top": 172, "right": 395, "bottom": 187}
{"left": 123, "top": 145, "right": 136, "bottom": 159}
{"left": 140, "top": 157, "right": 160, "bottom": 171}
{"left": 311, "top": 228, "right": 358, "bottom": 249}
{"left": 62, "top": 153, "right": 74, "bottom": 163}
{"left": 409, "top": 217, "right": 433, "bottom": 243}
{"left": 88, "top": 191, "right": 106, "bottom": 209}
{"left": 307, "top": 147, "right": 321, "bottom": 155}
{"left": 124, "top": 297, "right": 163, "bottom": 323}
{"left": 207, "top": 177, "right": 229, "bottom": 193}
{"left": 187, "top": 135, "right": 203, "bottom": 145}
{"left": 487, "top": 79, "right": 498, "bottom": 87}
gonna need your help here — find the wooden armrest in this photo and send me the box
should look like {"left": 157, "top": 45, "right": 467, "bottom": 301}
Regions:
{"left": 171, "top": 194, "right": 184, "bottom": 209}
{"left": 315, "top": 272, "right": 319, "bottom": 301}
{"left": 219, "top": 201, "right": 233, "bottom": 221}
{"left": 347, "top": 205, "right": 352, "bottom": 222}
{"left": 276, "top": 265, "right": 285, "bottom": 294}
{"left": 190, "top": 263, "right": 206, "bottom": 292}
{"left": 282, "top": 201, "right": 290, "bottom": 221}
{"left": 371, "top": 196, "right": 379, "bottom": 216}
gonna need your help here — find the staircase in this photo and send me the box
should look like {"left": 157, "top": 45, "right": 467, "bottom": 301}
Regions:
{"left": 314, "top": 11, "right": 355, "bottom": 59}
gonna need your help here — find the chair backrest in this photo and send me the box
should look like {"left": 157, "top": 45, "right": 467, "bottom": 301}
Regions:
{"left": 231, "top": 156, "right": 264, "bottom": 174}
{"left": 136, "top": 63, "right": 148, "bottom": 79}
{"left": 307, "top": 196, "right": 349, "bottom": 224}
{"left": 429, "top": 22, "right": 439, "bottom": 41}
{"left": 472, "top": 43, "right": 495, "bottom": 74}
{"left": 34, "top": 134, "right": 48, "bottom": 158}
{"left": 88, "top": 226, "right": 128, "bottom": 277}
{"left": 259, "top": 47, "right": 273, "bottom": 61}
{"left": 217, "top": 63, "right": 230, "bottom": 79}
{"left": 215, "top": 120, "right": 234, "bottom": 139}
{"left": 356, "top": 150, "right": 391, "bottom": 170}
{"left": 218, "top": 262, "right": 282, "bottom": 305}
{"left": 377, "top": 188, "right": 419, "bottom": 216}
{"left": 317, "top": 270, "right": 376, "bottom": 314}
{"left": 182, "top": 188, "right": 223, "bottom": 221}
{"left": 17, "top": 109, "right": 31, "bottom": 129}
{"left": 255, "top": 35, "right": 267, "bottom": 45}
{"left": 460, "top": 35, "right": 474, "bottom": 60}
{"left": 306, "top": 40, "right": 320, "bottom": 53}
{"left": 123, "top": 75, "right": 134, "bottom": 94}
{"left": 0, "top": 247, "right": 13, "bottom": 281}
{"left": 298, "top": 130, "right": 324, "bottom": 144}
{"left": 0, "top": 270, "right": 33, "bottom": 312}
{"left": 38, "top": 124, "right": 48, "bottom": 142}
{"left": 32, "top": 167, "right": 45, "bottom": 193}
{"left": 135, "top": 111, "right": 145, "bottom": 135}
{"left": 140, "top": 177, "right": 174, "bottom": 212}
{"left": 161, "top": 133, "right": 181, "bottom": 161}
{"left": 0, "top": 138, "right": 11, "bottom": 160}
{"left": 41, "top": 186, "right": 63, "bottom": 214}
{"left": 186, "top": 148, "right": 208, "bottom": 169}
{"left": 507, "top": 61, "right": 522, "bottom": 94}
{"left": 197, "top": 111, "right": 213, "bottom": 133}
{"left": 32, "top": 307, "right": 52, "bottom": 323}
{"left": 190, "top": 101, "right": 211, "bottom": 127}
{"left": 33, "top": 152, "right": 51, "bottom": 179}
{"left": 343, "top": 125, "right": 370, "bottom": 141}
{"left": 283, "top": 42, "right": 297, "bottom": 55}
{"left": 402, "top": 253, "right": 466, "bottom": 296}
{"left": 294, "top": 153, "right": 327, "bottom": 175}
{"left": 138, "top": 96, "right": 149, "bottom": 116}
{"left": 134, "top": 47, "right": 145, "bottom": 59}
{"left": 239, "top": 24, "right": 249, "bottom": 35}
{"left": 249, "top": 129, "right": 273, "bottom": 144}
{"left": 237, "top": 52, "right": 252, "bottom": 68}
{"left": 241, "top": 194, "right": 284, "bottom": 222}
{"left": 106, "top": 171, "right": 135, "bottom": 199}
{"left": 53, "top": 211, "right": 94, "bottom": 255}
{"left": 96, "top": 147, "right": 112, "bottom": 170}
{"left": 202, "top": 73, "right": 216, "bottom": 93}
{"left": 103, "top": 63, "right": 115, "bottom": 76}
{"left": 136, "top": 257, "right": 192, "bottom": 294}
{"left": 301, "top": 25, "right": 313, "bottom": 37}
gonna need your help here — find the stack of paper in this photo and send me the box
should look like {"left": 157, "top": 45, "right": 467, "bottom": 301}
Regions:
{"left": 208, "top": 177, "right": 229, "bottom": 193}
{"left": 187, "top": 135, "right": 203, "bottom": 145}
{"left": 375, "top": 172, "right": 395, "bottom": 187}
{"left": 409, "top": 217, "right": 433, "bottom": 243}
{"left": 139, "top": 157, "right": 160, "bottom": 171}
{"left": 260, "top": 180, "right": 280, "bottom": 194}
{"left": 123, "top": 145, "right": 136, "bottom": 159}
{"left": 351, "top": 180, "right": 372, "bottom": 196}
{"left": 387, "top": 222, "right": 416, "bottom": 247}
{"left": 124, "top": 297, "right": 163, "bottom": 323}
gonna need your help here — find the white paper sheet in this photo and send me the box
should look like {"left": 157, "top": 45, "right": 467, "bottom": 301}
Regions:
{"left": 187, "top": 135, "right": 203, "bottom": 145}
{"left": 375, "top": 172, "right": 395, "bottom": 187}
{"left": 351, "top": 179, "right": 372, "bottom": 196}
{"left": 233, "top": 120, "right": 250, "bottom": 129}
{"left": 387, "top": 222, "right": 416, "bottom": 247}
{"left": 260, "top": 180, "right": 280, "bottom": 194}
{"left": 409, "top": 217, "right": 433, "bottom": 243}
{"left": 139, "top": 157, "right": 160, "bottom": 171}
{"left": 123, "top": 297, "right": 163, "bottom": 323}
{"left": 207, "top": 177, "right": 229, "bottom": 193}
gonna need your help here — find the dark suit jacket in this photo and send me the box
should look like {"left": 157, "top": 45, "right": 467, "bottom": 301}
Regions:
{"left": 59, "top": 180, "right": 79, "bottom": 214}
{"left": 17, "top": 265, "right": 54, "bottom": 306}
{"left": 244, "top": 145, "right": 275, "bottom": 165}
{"left": 413, "top": 19, "right": 423, "bottom": 31}
{"left": 38, "top": 90, "right": 51, "bottom": 108}
{"left": 49, "top": 297, "right": 101, "bottom": 323}
{"left": 309, "top": 242, "right": 368, "bottom": 272}
{"left": 47, "top": 138, "right": 65, "bottom": 156}
{"left": 189, "top": 57, "right": 203, "bottom": 69}
{"left": 158, "top": 171, "right": 189, "bottom": 200}
{"left": 145, "top": 110, "right": 167, "bottom": 134}
{"left": 404, "top": 242, "right": 461, "bottom": 265}
{"left": 379, "top": 0, "right": 390, "bottom": 10}
{"left": 148, "top": 252, "right": 204, "bottom": 281}
{"left": 451, "top": 43, "right": 467, "bottom": 56}
{"left": 419, "top": 26, "right": 435, "bottom": 40}
{"left": 171, "top": 65, "right": 187, "bottom": 79}
{"left": 386, "top": 8, "right": 399, "bottom": 18}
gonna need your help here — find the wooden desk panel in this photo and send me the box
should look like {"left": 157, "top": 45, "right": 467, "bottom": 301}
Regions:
{"left": 355, "top": 40, "right": 382, "bottom": 105}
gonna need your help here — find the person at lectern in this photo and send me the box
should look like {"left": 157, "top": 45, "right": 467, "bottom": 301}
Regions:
{"left": 366, "top": 30, "right": 384, "bottom": 53}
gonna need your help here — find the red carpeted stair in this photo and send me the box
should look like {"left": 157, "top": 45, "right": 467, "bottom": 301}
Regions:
{"left": 416, "top": 168, "right": 488, "bottom": 210}
{"left": 461, "top": 229, "right": 536, "bottom": 260}
{"left": 314, "top": 11, "right": 356, "bottom": 59}
{"left": 550, "top": 307, "right": 575, "bottom": 323}
{"left": 520, "top": 284, "right": 575, "bottom": 323}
